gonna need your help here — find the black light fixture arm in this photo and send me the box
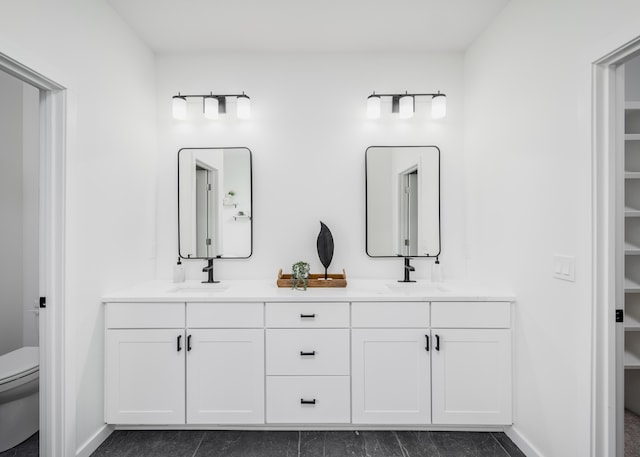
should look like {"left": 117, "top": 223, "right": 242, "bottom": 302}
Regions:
{"left": 369, "top": 90, "right": 445, "bottom": 98}
{"left": 174, "top": 91, "right": 250, "bottom": 99}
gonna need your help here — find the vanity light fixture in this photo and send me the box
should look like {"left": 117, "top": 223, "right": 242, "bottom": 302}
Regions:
{"left": 431, "top": 92, "right": 446, "bottom": 119}
{"left": 367, "top": 93, "right": 381, "bottom": 119}
{"left": 171, "top": 91, "right": 251, "bottom": 120}
{"left": 172, "top": 94, "right": 187, "bottom": 120}
{"left": 366, "top": 90, "right": 446, "bottom": 119}
{"left": 236, "top": 92, "right": 251, "bottom": 119}
{"left": 203, "top": 94, "right": 219, "bottom": 120}
{"left": 399, "top": 93, "right": 414, "bottom": 119}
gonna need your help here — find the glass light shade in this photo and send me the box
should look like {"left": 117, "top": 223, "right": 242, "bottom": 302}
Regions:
{"left": 237, "top": 94, "right": 251, "bottom": 119}
{"left": 172, "top": 96, "right": 187, "bottom": 120}
{"left": 204, "top": 96, "right": 219, "bottom": 120}
{"left": 367, "top": 95, "right": 381, "bottom": 119}
{"left": 431, "top": 94, "right": 446, "bottom": 119}
{"left": 399, "top": 95, "right": 414, "bottom": 119}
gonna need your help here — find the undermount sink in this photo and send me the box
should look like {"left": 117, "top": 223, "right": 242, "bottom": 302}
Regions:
{"left": 385, "top": 282, "right": 449, "bottom": 294}
{"left": 168, "top": 283, "right": 229, "bottom": 294}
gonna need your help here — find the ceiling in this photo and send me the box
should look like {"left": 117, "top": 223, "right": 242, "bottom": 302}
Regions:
{"left": 107, "top": 0, "right": 510, "bottom": 53}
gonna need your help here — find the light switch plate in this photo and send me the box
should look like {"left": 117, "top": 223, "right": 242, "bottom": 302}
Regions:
{"left": 553, "top": 255, "right": 576, "bottom": 282}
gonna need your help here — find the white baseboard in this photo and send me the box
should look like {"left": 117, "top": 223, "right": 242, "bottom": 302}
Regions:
{"left": 76, "top": 424, "right": 114, "bottom": 457}
{"left": 505, "top": 426, "right": 544, "bottom": 457}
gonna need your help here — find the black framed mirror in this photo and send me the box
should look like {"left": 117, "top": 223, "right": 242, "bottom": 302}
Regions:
{"left": 178, "top": 147, "right": 253, "bottom": 259}
{"left": 365, "top": 145, "right": 441, "bottom": 257}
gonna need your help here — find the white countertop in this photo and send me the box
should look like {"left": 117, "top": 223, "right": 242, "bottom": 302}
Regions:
{"left": 102, "top": 279, "right": 515, "bottom": 303}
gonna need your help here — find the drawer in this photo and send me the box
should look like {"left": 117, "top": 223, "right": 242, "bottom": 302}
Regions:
{"left": 187, "top": 302, "right": 263, "bottom": 328}
{"left": 266, "top": 329, "right": 349, "bottom": 375}
{"left": 106, "top": 302, "right": 184, "bottom": 328}
{"left": 431, "top": 302, "right": 511, "bottom": 328}
{"left": 265, "top": 302, "right": 349, "bottom": 328}
{"left": 352, "top": 302, "right": 429, "bottom": 328}
{"left": 266, "top": 376, "right": 350, "bottom": 424}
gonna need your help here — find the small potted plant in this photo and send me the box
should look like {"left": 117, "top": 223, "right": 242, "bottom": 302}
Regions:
{"left": 291, "top": 261, "right": 311, "bottom": 290}
{"left": 223, "top": 190, "right": 236, "bottom": 206}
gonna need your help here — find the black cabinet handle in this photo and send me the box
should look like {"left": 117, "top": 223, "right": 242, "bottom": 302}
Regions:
{"left": 177, "top": 334, "right": 182, "bottom": 352}
{"left": 187, "top": 334, "right": 192, "bottom": 351}
{"left": 435, "top": 334, "right": 440, "bottom": 351}
{"left": 425, "top": 334, "right": 429, "bottom": 351}
{"left": 300, "top": 399, "right": 316, "bottom": 405}
{"left": 300, "top": 351, "right": 316, "bottom": 356}
{"left": 300, "top": 313, "right": 316, "bottom": 319}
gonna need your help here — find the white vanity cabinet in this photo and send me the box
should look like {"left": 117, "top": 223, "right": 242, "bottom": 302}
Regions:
{"left": 105, "top": 301, "right": 264, "bottom": 425}
{"left": 103, "top": 286, "right": 513, "bottom": 429}
{"left": 430, "top": 302, "right": 512, "bottom": 425}
{"left": 351, "top": 302, "right": 431, "bottom": 424}
{"left": 105, "top": 302, "right": 186, "bottom": 424}
{"left": 351, "top": 301, "right": 512, "bottom": 426}
{"left": 186, "top": 302, "right": 264, "bottom": 424}
{"left": 265, "top": 302, "right": 351, "bottom": 424}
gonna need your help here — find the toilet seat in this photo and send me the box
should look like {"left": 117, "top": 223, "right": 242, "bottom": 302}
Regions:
{"left": 0, "top": 347, "right": 39, "bottom": 385}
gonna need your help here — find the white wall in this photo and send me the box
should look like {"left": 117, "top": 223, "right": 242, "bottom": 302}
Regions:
{"left": 156, "top": 52, "right": 465, "bottom": 281}
{"left": 464, "top": 1, "right": 640, "bottom": 456}
{"left": 0, "top": 70, "right": 25, "bottom": 355}
{"left": 0, "top": 1, "right": 157, "bottom": 454}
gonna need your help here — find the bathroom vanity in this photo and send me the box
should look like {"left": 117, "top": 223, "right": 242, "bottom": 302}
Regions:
{"left": 103, "top": 280, "right": 514, "bottom": 430}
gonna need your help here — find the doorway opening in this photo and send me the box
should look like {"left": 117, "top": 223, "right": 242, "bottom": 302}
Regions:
{"left": 398, "top": 167, "right": 419, "bottom": 256}
{"left": 0, "top": 52, "right": 67, "bottom": 457}
{"left": 594, "top": 36, "right": 640, "bottom": 457}
{"left": 195, "top": 162, "right": 220, "bottom": 258}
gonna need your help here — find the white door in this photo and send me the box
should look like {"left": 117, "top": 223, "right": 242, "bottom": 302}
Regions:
{"left": 186, "top": 329, "right": 264, "bottom": 424}
{"left": 352, "top": 328, "right": 431, "bottom": 424}
{"left": 431, "top": 328, "right": 512, "bottom": 425}
{"left": 105, "top": 329, "right": 185, "bottom": 424}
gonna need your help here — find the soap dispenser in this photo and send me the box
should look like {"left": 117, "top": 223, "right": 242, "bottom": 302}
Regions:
{"left": 431, "top": 257, "right": 443, "bottom": 283}
{"left": 173, "top": 257, "right": 185, "bottom": 283}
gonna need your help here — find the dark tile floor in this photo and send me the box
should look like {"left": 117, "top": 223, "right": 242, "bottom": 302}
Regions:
{"left": 88, "top": 430, "right": 526, "bottom": 457}
{"left": 0, "top": 432, "right": 38, "bottom": 457}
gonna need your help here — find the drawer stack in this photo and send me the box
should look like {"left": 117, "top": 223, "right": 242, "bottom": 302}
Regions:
{"left": 265, "top": 302, "right": 350, "bottom": 424}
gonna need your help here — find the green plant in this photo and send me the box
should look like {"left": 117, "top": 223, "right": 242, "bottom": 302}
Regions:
{"left": 291, "top": 261, "right": 311, "bottom": 290}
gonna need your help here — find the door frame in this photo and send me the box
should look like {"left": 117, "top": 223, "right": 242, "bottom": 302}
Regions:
{"left": 397, "top": 165, "right": 419, "bottom": 256}
{"left": 0, "top": 53, "right": 69, "bottom": 457}
{"left": 593, "top": 36, "right": 640, "bottom": 457}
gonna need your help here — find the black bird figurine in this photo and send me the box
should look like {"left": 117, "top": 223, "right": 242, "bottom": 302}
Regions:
{"left": 317, "top": 221, "right": 334, "bottom": 280}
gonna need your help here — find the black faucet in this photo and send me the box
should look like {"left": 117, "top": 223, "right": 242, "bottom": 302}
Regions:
{"left": 398, "top": 257, "right": 416, "bottom": 283}
{"left": 202, "top": 258, "right": 219, "bottom": 283}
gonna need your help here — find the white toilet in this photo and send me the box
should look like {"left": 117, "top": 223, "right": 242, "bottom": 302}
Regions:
{"left": 0, "top": 346, "right": 39, "bottom": 452}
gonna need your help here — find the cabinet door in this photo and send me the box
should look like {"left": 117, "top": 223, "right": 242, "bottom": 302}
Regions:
{"left": 186, "top": 329, "right": 264, "bottom": 424}
{"left": 105, "top": 329, "right": 185, "bottom": 424}
{"left": 431, "top": 328, "right": 512, "bottom": 425}
{"left": 352, "top": 329, "right": 431, "bottom": 424}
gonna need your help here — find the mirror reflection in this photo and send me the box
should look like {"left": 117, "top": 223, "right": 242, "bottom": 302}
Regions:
{"left": 178, "top": 147, "right": 252, "bottom": 259}
{"left": 366, "top": 146, "right": 440, "bottom": 257}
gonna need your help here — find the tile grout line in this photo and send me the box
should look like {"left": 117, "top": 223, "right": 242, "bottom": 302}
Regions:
{"left": 189, "top": 431, "right": 207, "bottom": 457}
{"left": 298, "top": 430, "right": 301, "bottom": 457}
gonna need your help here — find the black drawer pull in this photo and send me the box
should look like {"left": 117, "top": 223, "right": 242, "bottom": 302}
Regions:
{"left": 300, "top": 351, "right": 316, "bottom": 356}
{"left": 300, "top": 313, "right": 316, "bottom": 319}
{"left": 300, "top": 398, "right": 316, "bottom": 405}
{"left": 425, "top": 334, "right": 429, "bottom": 352}
{"left": 187, "top": 334, "right": 192, "bottom": 351}
{"left": 435, "top": 334, "right": 440, "bottom": 351}
{"left": 177, "top": 334, "right": 182, "bottom": 352}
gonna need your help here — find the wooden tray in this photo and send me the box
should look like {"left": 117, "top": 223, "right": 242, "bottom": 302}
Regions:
{"left": 277, "top": 268, "right": 347, "bottom": 288}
